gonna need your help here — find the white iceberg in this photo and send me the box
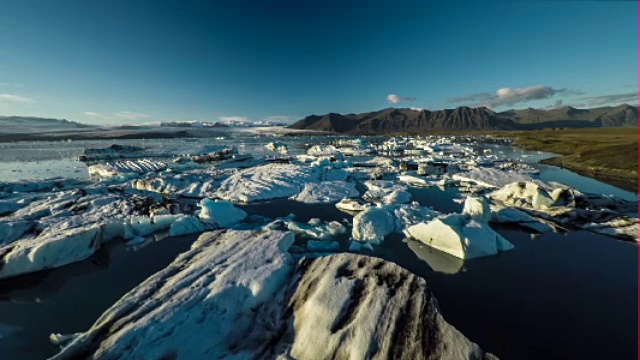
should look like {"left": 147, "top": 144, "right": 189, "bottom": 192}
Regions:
{"left": 88, "top": 159, "right": 167, "bottom": 177}
{"left": 453, "top": 167, "right": 533, "bottom": 188}
{"left": 405, "top": 214, "right": 514, "bottom": 259}
{"left": 335, "top": 198, "right": 372, "bottom": 213}
{"left": 198, "top": 198, "right": 247, "bottom": 228}
{"left": 215, "top": 163, "right": 320, "bottom": 203}
{"left": 290, "top": 181, "right": 358, "bottom": 204}
{"left": 169, "top": 215, "right": 209, "bottom": 237}
{"left": 363, "top": 180, "right": 411, "bottom": 204}
{"left": 286, "top": 218, "right": 347, "bottom": 240}
{"left": 351, "top": 206, "right": 396, "bottom": 245}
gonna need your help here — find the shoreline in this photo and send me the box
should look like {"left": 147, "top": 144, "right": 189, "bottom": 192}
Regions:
{"left": 498, "top": 128, "right": 638, "bottom": 194}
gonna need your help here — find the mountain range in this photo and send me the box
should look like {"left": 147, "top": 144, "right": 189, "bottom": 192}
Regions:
{"left": 288, "top": 104, "right": 637, "bottom": 133}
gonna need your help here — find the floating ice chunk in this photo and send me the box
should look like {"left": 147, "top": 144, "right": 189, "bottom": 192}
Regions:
{"left": 265, "top": 141, "right": 288, "bottom": 153}
{"left": 351, "top": 206, "right": 395, "bottom": 245}
{"left": 198, "top": 199, "right": 247, "bottom": 228}
{"left": 323, "top": 168, "right": 350, "bottom": 181}
{"left": 307, "top": 144, "right": 339, "bottom": 156}
{"left": 306, "top": 240, "right": 340, "bottom": 252}
{"left": 462, "top": 196, "right": 491, "bottom": 223}
{"left": 335, "top": 198, "right": 371, "bottom": 213}
{"left": 50, "top": 234, "right": 494, "bottom": 360}
{"left": 453, "top": 167, "right": 533, "bottom": 188}
{"left": 488, "top": 181, "right": 555, "bottom": 210}
{"left": 124, "top": 214, "right": 182, "bottom": 240}
{"left": 382, "top": 189, "right": 412, "bottom": 204}
{"left": 391, "top": 203, "right": 439, "bottom": 232}
{"left": 88, "top": 159, "right": 167, "bottom": 177}
{"left": 490, "top": 206, "right": 553, "bottom": 233}
{"left": 216, "top": 163, "right": 320, "bottom": 203}
{"left": 169, "top": 215, "right": 208, "bottom": 237}
{"left": 290, "top": 181, "right": 358, "bottom": 204}
{"left": 398, "top": 174, "right": 431, "bottom": 187}
{"left": 405, "top": 214, "right": 514, "bottom": 259}
{"left": 286, "top": 218, "right": 346, "bottom": 240}
{"left": 0, "top": 225, "right": 103, "bottom": 280}
{"left": 281, "top": 254, "right": 495, "bottom": 360}
{"left": 363, "top": 180, "right": 410, "bottom": 204}
{"left": 78, "top": 144, "right": 148, "bottom": 162}
{"left": 583, "top": 218, "right": 639, "bottom": 240}
{"left": 50, "top": 230, "right": 297, "bottom": 360}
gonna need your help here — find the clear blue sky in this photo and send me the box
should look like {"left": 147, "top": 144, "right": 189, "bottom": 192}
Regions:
{"left": 0, "top": 0, "right": 636, "bottom": 125}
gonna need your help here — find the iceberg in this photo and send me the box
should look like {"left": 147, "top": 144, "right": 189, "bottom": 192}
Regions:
{"left": 405, "top": 214, "right": 514, "bottom": 259}
{"left": 50, "top": 230, "right": 496, "bottom": 360}
{"left": 453, "top": 167, "right": 533, "bottom": 188}
{"left": 286, "top": 218, "right": 347, "bottom": 240}
{"left": 197, "top": 198, "right": 247, "bottom": 228}
{"left": 351, "top": 206, "right": 396, "bottom": 245}
{"left": 215, "top": 163, "right": 321, "bottom": 203}
{"left": 290, "top": 181, "right": 358, "bottom": 203}
{"left": 335, "top": 198, "right": 371, "bottom": 213}
{"left": 88, "top": 159, "right": 167, "bottom": 177}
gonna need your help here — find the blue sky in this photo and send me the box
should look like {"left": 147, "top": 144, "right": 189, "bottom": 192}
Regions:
{"left": 0, "top": 0, "right": 636, "bottom": 125}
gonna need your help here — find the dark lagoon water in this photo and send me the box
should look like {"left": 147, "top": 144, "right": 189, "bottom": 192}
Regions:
{"left": 0, "top": 138, "right": 636, "bottom": 359}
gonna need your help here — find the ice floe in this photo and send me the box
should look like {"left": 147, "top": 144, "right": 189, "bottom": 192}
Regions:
{"left": 88, "top": 159, "right": 167, "bottom": 177}
{"left": 215, "top": 163, "right": 321, "bottom": 203}
{"left": 290, "top": 180, "right": 358, "bottom": 203}
{"left": 285, "top": 218, "right": 347, "bottom": 240}
{"left": 406, "top": 214, "right": 515, "bottom": 259}
{"left": 197, "top": 198, "right": 247, "bottom": 228}
{"left": 50, "top": 230, "right": 496, "bottom": 360}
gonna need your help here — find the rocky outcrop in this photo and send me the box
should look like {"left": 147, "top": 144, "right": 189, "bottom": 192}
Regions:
{"left": 50, "top": 230, "right": 497, "bottom": 360}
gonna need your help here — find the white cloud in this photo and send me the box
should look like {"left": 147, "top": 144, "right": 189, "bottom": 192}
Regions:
{"left": 387, "top": 94, "right": 417, "bottom": 104}
{"left": 448, "top": 85, "right": 583, "bottom": 108}
{"left": 219, "top": 116, "right": 250, "bottom": 123}
{"left": 84, "top": 112, "right": 104, "bottom": 117}
{"left": 0, "top": 94, "right": 34, "bottom": 103}
{"left": 409, "top": 107, "right": 427, "bottom": 112}
{"left": 114, "top": 111, "right": 151, "bottom": 120}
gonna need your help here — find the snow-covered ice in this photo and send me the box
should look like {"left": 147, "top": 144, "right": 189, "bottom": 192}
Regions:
{"left": 290, "top": 180, "right": 358, "bottom": 203}
{"left": 50, "top": 230, "right": 496, "bottom": 360}
{"left": 215, "top": 163, "right": 320, "bottom": 203}
{"left": 406, "top": 207, "right": 515, "bottom": 260}
{"left": 197, "top": 198, "right": 247, "bottom": 228}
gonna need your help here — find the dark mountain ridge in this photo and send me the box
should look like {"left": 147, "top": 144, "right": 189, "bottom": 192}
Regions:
{"left": 289, "top": 104, "right": 637, "bottom": 133}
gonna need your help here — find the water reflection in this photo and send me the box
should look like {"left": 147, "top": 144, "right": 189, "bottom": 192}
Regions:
{"left": 406, "top": 238, "right": 465, "bottom": 274}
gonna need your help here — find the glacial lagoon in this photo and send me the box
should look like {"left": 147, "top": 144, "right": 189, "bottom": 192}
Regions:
{"left": 0, "top": 134, "right": 636, "bottom": 359}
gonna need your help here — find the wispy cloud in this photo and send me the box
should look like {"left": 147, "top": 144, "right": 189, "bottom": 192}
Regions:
{"left": 387, "top": 94, "right": 417, "bottom": 104}
{"left": 578, "top": 92, "right": 636, "bottom": 107}
{"left": 84, "top": 111, "right": 105, "bottom": 117}
{"left": 0, "top": 82, "right": 23, "bottom": 88}
{"left": 114, "top": 111, "right": 151, "bottom": 120}
{"left": 448, "top": 85, "right": 583, "bottom": 108}
{"left": 219, "top": 116, "right": 250, "bottom": 123}
{"left": 0, "top": 94, "right": 35, "bottom": 103}
{"left": 409, "top": 107, "right": 427, "bottom": 112}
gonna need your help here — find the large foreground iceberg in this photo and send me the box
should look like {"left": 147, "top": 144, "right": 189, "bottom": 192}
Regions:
{"left": 50, "top": 229, "right": 497, "bottom": 360}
